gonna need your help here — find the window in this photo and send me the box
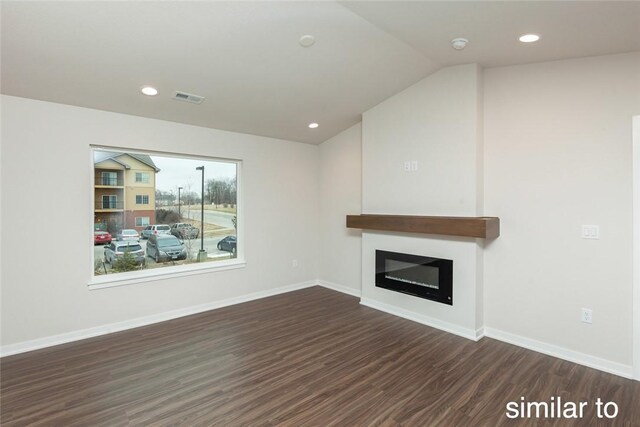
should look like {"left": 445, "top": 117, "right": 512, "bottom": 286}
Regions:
{"left": 135, "top": 172, "right": 150, "bottom": 183}
{"left": 92, "top": 147, "right": 241, "bottom": 285}
{"left": 136, "top": 195, "right": 149, "bottom": 205}
{"left": 101, "top": 171, "right": 118, "bottom": 186}
{"left": 135, "top": 217, "right": 150, "bottom": 227}
{"left": 102, "top": 195, "right": 117, "bottom": 209}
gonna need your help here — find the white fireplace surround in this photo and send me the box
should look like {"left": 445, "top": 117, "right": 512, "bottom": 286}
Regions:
{"left": 354, "top": 58, "right": 639, "bottom": 380}
{"left": 360, "top": 63, "right": 485, "bottom": 341}
{"left": 361, "top": 232, "right": 484, "bottom": 340}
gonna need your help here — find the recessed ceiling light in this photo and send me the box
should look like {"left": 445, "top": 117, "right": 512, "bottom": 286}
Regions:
{"left": 451, "top": 38, "right": 468, "bottom": 50}
{"left": 519, "top": 34, "right": 540, "bottom": 43}
{"left": 308, "top": 122, "right": 319, "bottom": 129}
{"left": 299, "top": 35, "right": 315, "bottom": 48}
{"left": 141, "top": 86, "right": 158, "bottom": 96}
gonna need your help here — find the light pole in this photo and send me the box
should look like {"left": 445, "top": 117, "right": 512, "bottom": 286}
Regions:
{"left": 195, "top": 166, "right": 206, "bottom": 261}
{"left": 178, "top": 186, "right": 183, "bottom": 217}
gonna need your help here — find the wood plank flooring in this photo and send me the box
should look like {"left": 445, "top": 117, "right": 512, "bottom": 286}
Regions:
{"left": 1, "top": 286, "right": 639, "bottom": 426}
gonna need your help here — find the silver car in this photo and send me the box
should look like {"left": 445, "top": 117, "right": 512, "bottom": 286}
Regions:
{"left": 141, "top": 224, "right": 171, "bottom": 239}
{"left": 116, "top": 229, "right": 140, "bottom": 242}
{"left": 104, "top": 241, "right": 145, "bottom": 265}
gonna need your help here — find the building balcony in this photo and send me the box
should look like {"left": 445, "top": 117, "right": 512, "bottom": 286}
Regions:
{"left": 94, "top": 176, "right": 124, "bottom": 187}
{"left": 95, "top": 201, "right": 124, "bottom": 212}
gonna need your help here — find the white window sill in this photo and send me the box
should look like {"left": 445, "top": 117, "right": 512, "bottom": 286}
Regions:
{"left": 88, "top": 258, "right": 246, "bottom": 290}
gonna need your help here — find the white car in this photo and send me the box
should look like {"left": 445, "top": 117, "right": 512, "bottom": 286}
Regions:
{"left": 141, "top": 224, "right": 171, "bottom": 239}
{"left": 116, "top": 229, "right": 140, "bottom": 242}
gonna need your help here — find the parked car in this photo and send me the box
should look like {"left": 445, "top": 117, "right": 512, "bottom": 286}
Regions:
{"left": 94, "top": 231, "right": 112, "bottom": 245}
{"left": 104, "top": 241, "right": 145, "bottom": 265}
{"left": 116, "top": 229, "right": 140, "bottom": 241}
{"left": 170, "top": 223, "right": 199, "bottom": 239}
{"left": 217, "top": 235, "right": 237, "bottom": 255}
{"left": 146, "top": 234, "right": 187, "bottom": 262}
{"left": 141, "top": 224, "right": 171, "bottom": 239}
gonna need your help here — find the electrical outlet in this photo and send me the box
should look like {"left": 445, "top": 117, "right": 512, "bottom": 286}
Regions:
{"left": 292, "top": 259, "right": 298, "bottom": 268}
{"left": 411, "top": 160, "right": 418, "bottom": 171}
{"left": 403, "top": 161, "right": 411, "bottom": 172}
{"left": 581, "top": 308, "right": 593, "bottom": 324}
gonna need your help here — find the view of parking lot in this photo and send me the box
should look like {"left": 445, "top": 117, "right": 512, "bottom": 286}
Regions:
{"left": 95, "top": 228, "right": 236, "bottom": 275}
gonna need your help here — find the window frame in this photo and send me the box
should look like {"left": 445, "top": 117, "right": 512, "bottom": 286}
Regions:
{"left": 135, "top": 194, "right": 149, "bottom": 205}
{"left": 102, "top": 194, "right": 117, "bottom": 209}
{"left": 101, "top": 171, "right": 118, "bottom": 186}
{"left": 135, "top": 216, "right": 150, "bottom": 227}
{"left": 90, "top": 146, "right": 244, "bottom": 289}
{"left": 135, "top": 171, "right": 150, "bottom": 184}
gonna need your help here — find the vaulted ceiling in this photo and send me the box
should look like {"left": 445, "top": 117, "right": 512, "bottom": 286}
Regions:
{"left": 2, "top": 1, "right": 639, "bottom": 144}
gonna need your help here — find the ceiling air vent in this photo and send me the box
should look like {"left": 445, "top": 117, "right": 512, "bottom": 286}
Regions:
{"left": 172, "top": 91, "right": 205, "bottom": 104}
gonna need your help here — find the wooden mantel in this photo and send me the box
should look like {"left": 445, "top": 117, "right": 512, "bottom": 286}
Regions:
{"left": 346, "top": 214, "right": 500, "bottom": 239}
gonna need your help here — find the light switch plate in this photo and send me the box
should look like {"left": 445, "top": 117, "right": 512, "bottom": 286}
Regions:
{"left": 581, "top": 225, "right": 600, "bottom": 239}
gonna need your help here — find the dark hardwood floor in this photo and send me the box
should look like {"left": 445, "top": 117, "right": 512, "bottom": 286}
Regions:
{"left": 1, "top": 286, "right": 639, "bottom": 426}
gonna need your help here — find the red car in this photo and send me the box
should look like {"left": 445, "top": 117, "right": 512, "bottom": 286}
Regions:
{"left": 94, "top": 231, "right": 112, "bottom": 245}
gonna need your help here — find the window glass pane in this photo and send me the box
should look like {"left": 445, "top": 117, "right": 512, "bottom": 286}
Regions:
{"left": 135, "top": 217, "right": 150, "bottom": 227}
{"left": 101, "top": 172, "right": 118, "bottom": 185}
{"left": 135, "top": 195, "right": 149, "bottom": 205}
{"left": 94, "top": 149, "right": 239, "bottom": 279}
{"left": 101, "top": 195, "right": 117, "bottom": 209}
{"left": 135, "top": 172, "right": 150, "bottom": 183}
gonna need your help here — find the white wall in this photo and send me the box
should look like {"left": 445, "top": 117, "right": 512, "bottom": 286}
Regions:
{"left": 484, "top": 52, "right": 640, "bottom": 367}
{"left": 318, "top": 123, "right": 362, "bottom": 294}
{"left": 360, "top": 64, "right": 485, "bottom": 337}
{"left": 363, "top": 64, "right": 483, "bottom": 216}
{"left": 357, "top": 53, "right": 640, "bottom": 371}
{"left": 0, "top": 95, "right": 319, "bottom": 348}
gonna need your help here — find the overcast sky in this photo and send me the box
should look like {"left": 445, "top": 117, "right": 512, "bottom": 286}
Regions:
{"left": 152, "top": 155, "right": 236, "bottom": 194}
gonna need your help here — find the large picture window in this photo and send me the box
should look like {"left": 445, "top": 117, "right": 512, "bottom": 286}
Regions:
{"left": 92, "top": 148, "right": 240, "bottom": 284}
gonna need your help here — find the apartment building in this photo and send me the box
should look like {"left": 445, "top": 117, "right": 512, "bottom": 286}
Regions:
{"left": 94, "top": 151, "right": 159, "bottom": 233}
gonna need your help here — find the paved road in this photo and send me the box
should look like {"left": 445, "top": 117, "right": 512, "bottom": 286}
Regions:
{"left": 183, "top": 209, "right": 235, "bottom": 229}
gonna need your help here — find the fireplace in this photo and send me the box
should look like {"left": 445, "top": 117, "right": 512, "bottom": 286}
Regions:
{"left": 375, "top": 250, "right": 453, "bottom": 305}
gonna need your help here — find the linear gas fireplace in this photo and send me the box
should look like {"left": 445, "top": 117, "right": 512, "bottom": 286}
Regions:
{"left": 375, "top": 250, "right": 453, "bottom": 305}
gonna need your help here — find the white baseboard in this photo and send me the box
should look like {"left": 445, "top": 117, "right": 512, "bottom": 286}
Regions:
{"left": 359, "top": 297, "right": 483, "bottom": 341}
{"left": 356, "top": 297, "right": 632, "bottom": 378}
{"left": 0, "top": 280, "right": 317, "bottom": 358}
{"left": 4, "top": 280, "right": 634, "bottom": 381}
{"left": 484, "top": 327, "right": 634, "bottom": 379}
{"left": 317, "top": 279, "right": 361, "bottom": 297}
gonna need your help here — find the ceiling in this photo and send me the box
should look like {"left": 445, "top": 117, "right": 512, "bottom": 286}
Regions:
{"left": 2, "top": 1, "right": 639, "bottom": 145}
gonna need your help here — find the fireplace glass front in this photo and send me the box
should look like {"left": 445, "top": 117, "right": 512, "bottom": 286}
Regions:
{"left": 375, "top": 250, "right": 453, "bottom": 305}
